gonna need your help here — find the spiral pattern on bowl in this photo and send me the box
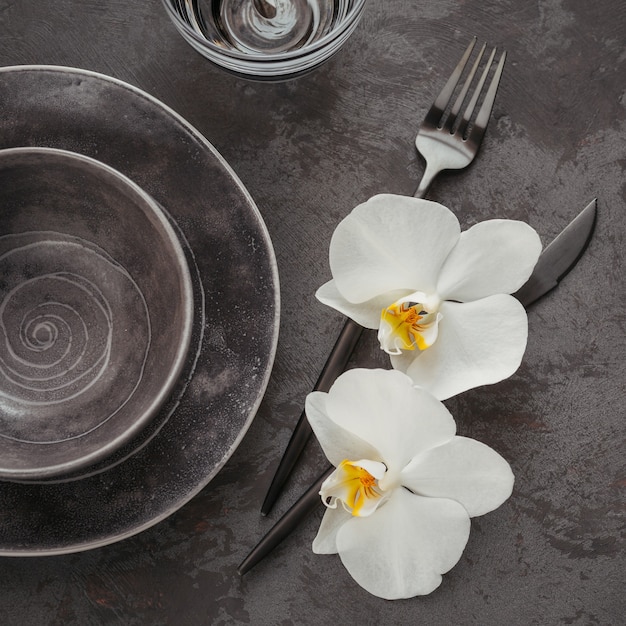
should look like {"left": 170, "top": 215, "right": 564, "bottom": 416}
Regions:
{"left": 0, "top": 232, "right": 151, "bottom": 444}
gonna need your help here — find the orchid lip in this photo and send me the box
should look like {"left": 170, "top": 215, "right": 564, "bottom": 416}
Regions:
{"left": 378, "top": 291, "right": 442, "bottom": 355}
{"left": 320, "top": 459, "right": 387, "bottom": 517}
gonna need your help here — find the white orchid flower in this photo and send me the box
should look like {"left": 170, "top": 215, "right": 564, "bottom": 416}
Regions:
{"left": 306, "top": 368, "right": 514, "bottom": 600}
{"left": 317, "top": 194, "right": 542, "bottom": 400}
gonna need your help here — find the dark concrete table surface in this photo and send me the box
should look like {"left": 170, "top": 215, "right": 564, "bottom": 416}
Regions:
{"left": 0, "top": 0, "right": 624, "bottom": 624}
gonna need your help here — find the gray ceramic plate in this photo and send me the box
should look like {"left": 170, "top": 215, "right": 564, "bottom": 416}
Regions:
{"left": 0, "top": 66, "right": 279, "bottom": 555}
{"left": 0, "top": 147, "right": 194, "bottom": 480}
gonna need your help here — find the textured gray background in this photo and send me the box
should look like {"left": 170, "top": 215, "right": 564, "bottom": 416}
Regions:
{"left": 0, "top": 0, "right": 624, "bottom": 624}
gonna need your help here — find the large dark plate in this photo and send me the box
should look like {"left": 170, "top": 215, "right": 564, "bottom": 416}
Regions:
{"left": 0, "top": 66, "right": 279, "bottom": 555}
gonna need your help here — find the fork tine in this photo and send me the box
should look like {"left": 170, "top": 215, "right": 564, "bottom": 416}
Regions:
{"left": 448, "top": 42, "right": 486, "bottom": 128}
{"left": 457, "top": 46, "right": 495, "bottom": 131}
{"left": 468, "top": 49, "right": 507, "bottom": 142}
{"left": 424, "top": 37, "right": 477, "bottom": 125}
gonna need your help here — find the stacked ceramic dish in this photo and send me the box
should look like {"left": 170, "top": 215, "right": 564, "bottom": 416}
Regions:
{"left": 0, "top": 65, "right": 279, "bottom": 556}
{"left": 0, "top": 146, "right": 195, "bottom": 482}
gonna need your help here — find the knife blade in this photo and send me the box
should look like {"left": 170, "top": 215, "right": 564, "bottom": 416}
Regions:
{"left": 239, "top": 199, "right": 597, "bottom": 575}
{"left": 514, "top": 199, "right": 596, "bottom": 306}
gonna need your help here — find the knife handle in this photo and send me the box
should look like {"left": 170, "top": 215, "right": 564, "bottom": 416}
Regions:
{"left": 240, "top": 466, "right": 333, "bottom": 575}
{"left": 260, "top": 318, "right": 363, "bottom": 515}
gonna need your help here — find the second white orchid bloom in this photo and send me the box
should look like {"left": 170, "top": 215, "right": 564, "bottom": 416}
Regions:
{"left": 317, "top": 194, "right": 542, "bottom": 400}
{"left": 306, "top": 368, "right": 515, "bottom": 600}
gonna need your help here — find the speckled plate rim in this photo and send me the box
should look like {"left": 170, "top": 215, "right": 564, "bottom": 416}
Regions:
{"left": 0, "top": 65, "right": 280, "bottom": 556}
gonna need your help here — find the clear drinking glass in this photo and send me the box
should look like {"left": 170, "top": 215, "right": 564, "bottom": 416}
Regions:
{"left": 161, "top": 0, "right": 367, "bottom": 80}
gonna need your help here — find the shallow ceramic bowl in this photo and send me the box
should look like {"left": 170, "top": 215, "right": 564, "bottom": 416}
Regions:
{"left": 0, "top": 147, "right": 194, "bottom": 480}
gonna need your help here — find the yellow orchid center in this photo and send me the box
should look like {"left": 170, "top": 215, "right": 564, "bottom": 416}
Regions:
{"left": 320, "top": 459, "right": 387, "bottom": 517}
{"left": 378, "top": 291, "right": 442, "bottom": 355}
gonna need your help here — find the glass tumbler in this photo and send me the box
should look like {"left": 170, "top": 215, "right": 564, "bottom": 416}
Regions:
{"left": 161, "top": 0, "right": 368, "bottom": 80}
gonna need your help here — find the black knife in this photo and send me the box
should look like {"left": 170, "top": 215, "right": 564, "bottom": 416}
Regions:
{"left": 239, "top": 199, "right": 597, "bottom": 575}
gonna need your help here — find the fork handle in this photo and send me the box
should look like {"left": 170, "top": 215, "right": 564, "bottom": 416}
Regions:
{"left": 414, "top": 162, "right": 440, "bottom": 198}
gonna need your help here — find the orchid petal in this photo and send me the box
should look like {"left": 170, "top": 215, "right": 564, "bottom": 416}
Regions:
{"left": 402, "top": 436, "right": 515, "bottom": 517}
{"left": 385, "top": 347, "right": 414, "bottom": 376}
{"left": 324, "top": 369, "right": 456, "bottom": 470}
{"left": 335, "top": 488, "right": 471, "bottom": 599}
{"left": 316, "top": 280, "right": 409, "bottom": 329}
{"left": 436, "top": 220, "right": 542, "bottom": 301}
{"left": 328, "top": 194, "right": 460, "bottom": 303}
{"left": 397, "top": 295, "right": 528, "bottom": 400}
{"left": 306, "top": 391, "right": 380, "bottom": 467}
{"left": 312, "top": 505, "right": 351, "bottom": 554}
